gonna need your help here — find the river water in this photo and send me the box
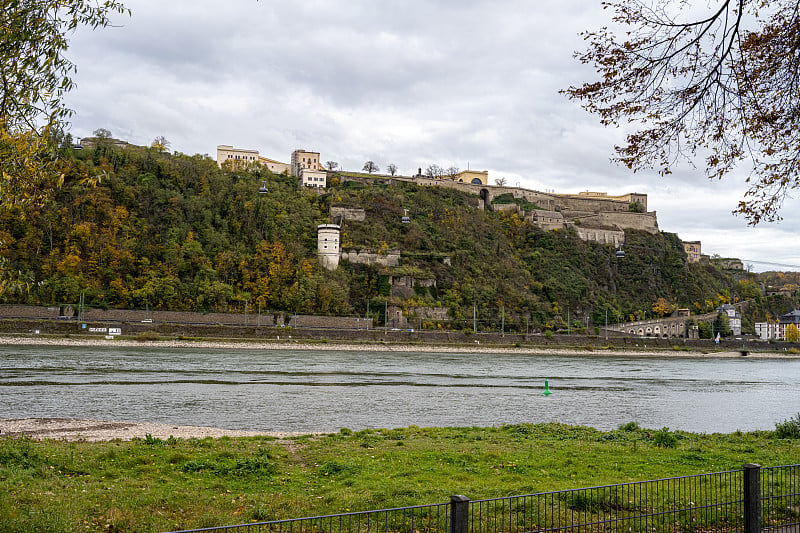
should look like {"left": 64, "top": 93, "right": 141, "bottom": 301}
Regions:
{"left": 1, "top": 345, "right": 799, "bottom": 433}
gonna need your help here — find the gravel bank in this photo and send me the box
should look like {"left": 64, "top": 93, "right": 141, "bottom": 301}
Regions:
{"left": 0, "top": 418, "right": 308, "bottom": 442}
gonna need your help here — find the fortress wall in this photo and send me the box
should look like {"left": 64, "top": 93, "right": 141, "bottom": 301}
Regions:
{"left": 341, "top": 250, "right": 401, "bottom": 267}
{"left": 512, "top": 190, "right": 558, "bottom": 209}
{"left": 493, "top": 203, "right": 522, "bottom": 215}
{"left": 536, "top": 222, "right": 567, "bottom": 231}
{"left": 331, "top": 206, "right": 366, "bottom": 221}
{"left": 598, "top": 212, "right": 659, "bottom": 233}
{"left": 554, "top": 195, "right": 631, "bottom": 213}
{"left": 574, "top": 226, "right": 625, "bottom": 246}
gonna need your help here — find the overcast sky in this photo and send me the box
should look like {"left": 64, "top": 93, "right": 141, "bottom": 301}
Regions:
{"left": 62, "top": 0, "right": 800, "bottom": 273}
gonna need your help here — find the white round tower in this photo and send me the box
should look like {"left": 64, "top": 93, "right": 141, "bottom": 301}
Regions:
{"left": 317, "top": 224, "right": 341, "bottom": 270}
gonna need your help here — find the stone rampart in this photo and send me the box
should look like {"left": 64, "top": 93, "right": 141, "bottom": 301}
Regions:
{"left": 552, "top": 196, "right": 628, "bottom": 213}
{"left": 340, "top": 249, "right": 401, "bottom": 267}
{"left": 331, "top": 206, "right": 366, "bottom": 221}
{"left": 595, "top": 212, "right": 659, "bottom": 233}
{"left": 574, "top": 226, "right": 625, "bottom": 246}
{"left": 493, "top": 203, "right": 522, "bottom": 215}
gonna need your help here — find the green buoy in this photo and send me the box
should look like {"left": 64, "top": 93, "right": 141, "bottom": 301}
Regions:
{"left": 543, "top": 378, "right": 552, "bottom": 396}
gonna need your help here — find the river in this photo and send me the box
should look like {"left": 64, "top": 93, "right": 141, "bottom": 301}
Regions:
{"left": 1, "top": 345, "right": 798, "bottom": 433}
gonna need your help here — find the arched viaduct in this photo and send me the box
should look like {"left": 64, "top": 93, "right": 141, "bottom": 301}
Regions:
{"left": 603, "top": 311, "right": 720, "bottom": 339}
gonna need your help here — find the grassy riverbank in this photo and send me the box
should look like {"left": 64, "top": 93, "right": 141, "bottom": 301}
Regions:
{"left": 2, "top": 423, "right": 799, "bottom": 533}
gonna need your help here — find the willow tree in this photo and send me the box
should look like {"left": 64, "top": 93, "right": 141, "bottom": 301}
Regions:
{"left": 0, "top": 0, "right": 128, "bottom": 209}
{"left": 565, "top": 0, "right": 800, "bottom": 224}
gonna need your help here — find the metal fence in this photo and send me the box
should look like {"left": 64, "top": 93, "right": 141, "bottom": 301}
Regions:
{"left": 762, "top": 464, "right": 800, "bottom": 531}
{"left": 167, "top": 463, "right": 800, "bottom": 533}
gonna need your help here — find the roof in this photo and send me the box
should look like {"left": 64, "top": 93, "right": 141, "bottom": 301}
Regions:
{"left": 780, "top": 309, "right": 800, "bottom": 323}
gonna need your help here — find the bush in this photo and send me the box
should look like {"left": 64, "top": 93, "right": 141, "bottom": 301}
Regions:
{"left": 775, "top": 413, "right": 800, "bottom": 439}
{"left": 619, "top": 421, "right": 641, "bottom": 432}
{"left": 653, "top": 427, "right": 678, "bottom": 448}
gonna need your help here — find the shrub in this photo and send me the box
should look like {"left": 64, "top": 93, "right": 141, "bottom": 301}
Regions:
{"left": 775, "top": 413, "right": 800, "bottom": 439}
{"left": 619, "top": 421, "right": 641, "bottom": 432}
{"left": 653, "top": 427, "right": 678, "bottom": 448}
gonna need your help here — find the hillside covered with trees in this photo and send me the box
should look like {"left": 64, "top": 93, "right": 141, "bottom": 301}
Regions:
{"left": 0, "top": 140, "right": 793, "bottom": 333}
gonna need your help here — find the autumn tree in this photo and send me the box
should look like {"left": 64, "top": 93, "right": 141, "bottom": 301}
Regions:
{"left": 566, "top": 0, "right": 800, "bottom": 223}
{"left": 786, "top": 323, "right": 800, "bottom": 342}
{"left": 362, "top": 161, "right": 379, "bottom": 174}
{"left": 1, "top": 1, "right": 128, "bottom": 209}
{"left": 651, "top": 297, "right": 673, "bottom": 317}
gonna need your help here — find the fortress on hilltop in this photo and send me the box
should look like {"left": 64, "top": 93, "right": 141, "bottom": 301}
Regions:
{"left": 216, "top": 144, "right": 665, "bottom": 252}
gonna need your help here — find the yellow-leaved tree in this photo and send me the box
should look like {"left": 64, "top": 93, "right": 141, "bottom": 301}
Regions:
{"left": 651, "top": 297, "right": 673, "bottom": 318}
{"left": 785, "top": 324, "right": 800, "bottom": 343}
{"left": 1, "top": 1, "right": 128, "bottom": 209}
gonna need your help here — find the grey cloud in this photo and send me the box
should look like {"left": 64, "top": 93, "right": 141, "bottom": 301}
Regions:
{"left": 60, "top": 0, "right": 799, "bottom": 271}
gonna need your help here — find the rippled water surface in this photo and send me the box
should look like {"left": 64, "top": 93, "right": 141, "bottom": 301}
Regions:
{"left": 1, "top": 345, "right": 799, "bottom": 433}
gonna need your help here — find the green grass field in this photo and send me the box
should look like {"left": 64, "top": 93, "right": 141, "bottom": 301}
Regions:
{"left": 1, "top": 423, "right": 798, "bottom": 532}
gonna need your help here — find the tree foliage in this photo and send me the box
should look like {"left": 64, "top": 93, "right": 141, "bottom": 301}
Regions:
{"left": 786, "top": 323, "right": 800, "bottom": 342}
{"left": 0, "top": 142, "right": 763, "bottom": 331}
{"left": 0, "top": 0, "right": 128, "bottom": 208}
{"left": 566, "top": 0, "right": 800, "bottom": 223}
{"left": 362, "top": 161, "right": 379, "bottom": 174}
{"left": 651, "top": 297, "right": 673, "bottom": 317}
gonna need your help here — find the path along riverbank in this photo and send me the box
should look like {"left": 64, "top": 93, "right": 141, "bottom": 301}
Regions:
{"left": 0, "top": 333, "right": 796, "bottom": 358}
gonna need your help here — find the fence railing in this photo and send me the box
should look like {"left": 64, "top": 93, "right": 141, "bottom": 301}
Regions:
{"left": 762, "top": 464, "right": 800, "bottom": 531}
{"left": 166, "top": 463, "right": 800, "bottom": 533}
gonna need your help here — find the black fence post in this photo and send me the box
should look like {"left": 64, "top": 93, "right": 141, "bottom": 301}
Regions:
{"left": 450, "top": 495, "right": 470, "bottom": 533}
{"left": 744, "top": 463, "right": 761, "bottom": 533}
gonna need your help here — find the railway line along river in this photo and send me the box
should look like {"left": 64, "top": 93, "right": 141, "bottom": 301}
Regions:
{"left": 1, "top": 344, "right": 799, "bottom": 434}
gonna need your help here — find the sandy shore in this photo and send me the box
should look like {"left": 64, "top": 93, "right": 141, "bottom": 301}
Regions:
{"left": 0, "top": 418, "right": 308, "bottom": 442}
{"left": 0, "top": 333, "right": 794, "bottom": 358}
